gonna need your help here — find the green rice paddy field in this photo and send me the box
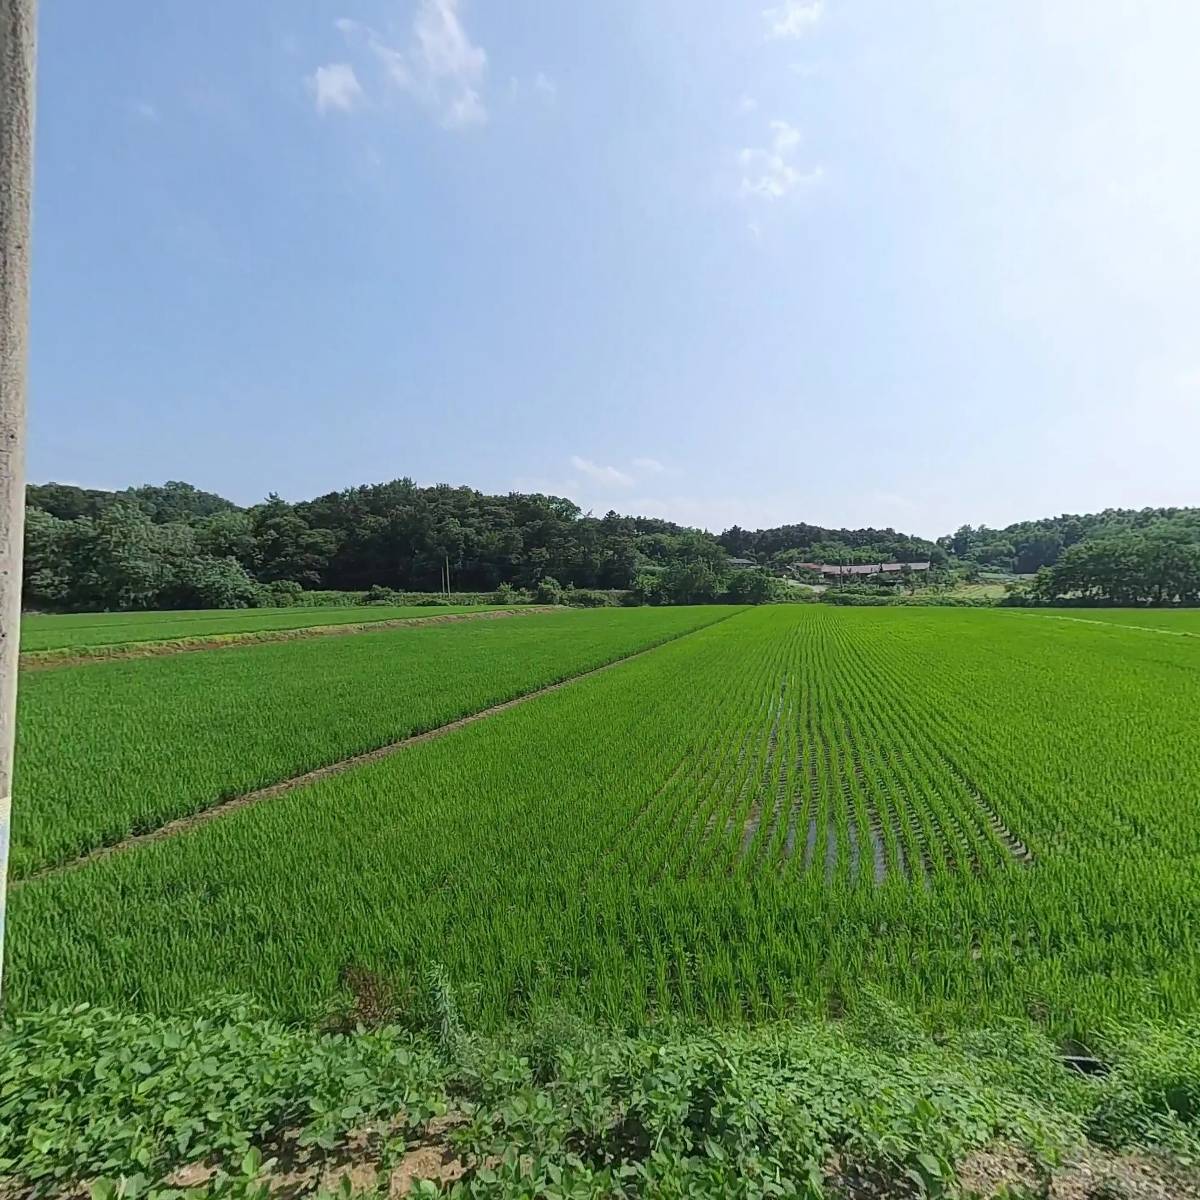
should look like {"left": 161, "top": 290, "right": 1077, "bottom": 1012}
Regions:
{"left": 19, "top": 602, "right": 512, "bottom": 652}
{"left": 7, "top": 604, "right": 1199, "bottom": 1042}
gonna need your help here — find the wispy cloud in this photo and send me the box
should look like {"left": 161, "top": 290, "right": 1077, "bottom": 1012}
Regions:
{"left": 570, "top": 455, "right": 635, "bottom": 488}
{"left": 334, "top": 0, "right": 488, "bottom": 130}
{"left": 308, "top": 62, "right": 364, "bottom": 114}
{"left": 632, "top": 456, "right": 666, "bottom": 473}
{"left": 737, "top": 94, "right": 759, "bottom": 116}
{"left": 763, "top": 0, "right": 824, "bottom": 40}
{"left": 739, "top": 119, "right": 824, "bottom": 200}
{"left": 131, "top": 100, "right": 161, "bottom": 123}
{"left": 507, "top": 71, "right": 557, "bottom": 106}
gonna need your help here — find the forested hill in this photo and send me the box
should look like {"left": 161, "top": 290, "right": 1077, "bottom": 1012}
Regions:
{"left": 23, "top": 480, "right": 942, "bottom": 600}
{"left": 28, "top": 481, "right": 237, "bottom": 523}
{"left": 23, "top": 479, "right": 738, "bottom": 611}
{"left": 718, "top": 523, "right": 943, "bottom": 566}
{"left": 22, "top": 479, "right": 1200, "bottom": 611}
{"left": 942, "top": 507, "right": 1200, "bottom": 573}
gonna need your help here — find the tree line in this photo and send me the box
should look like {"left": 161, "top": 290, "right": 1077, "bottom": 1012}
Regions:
{"left": 22, "top": 479, "right": 1200, "bottom": 611}
{"left": 942, "top": 507, "right": 1200, "bottom": 574}
{"left": 1024, "top": 531, "right": 1200, "bottom": 606}
{"left": 718, "top": 522, "right": 944, "bottom": 567}
{"left": 23, "top": 480, "right": 784, "bottom": 612}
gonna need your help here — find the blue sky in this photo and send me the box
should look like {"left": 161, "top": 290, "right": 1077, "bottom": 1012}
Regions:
{"left": 28, "top": 1, "right": 1200, "bottom": 537}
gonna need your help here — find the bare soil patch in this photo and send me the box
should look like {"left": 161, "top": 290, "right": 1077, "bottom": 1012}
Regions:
{"left": 158, "top": 1115, "right": 469, "bottom": 1199}
{"left": 957, "top": 1144, "right": 1200, "bottom": 1200}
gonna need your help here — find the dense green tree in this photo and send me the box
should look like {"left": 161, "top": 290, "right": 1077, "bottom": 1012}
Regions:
{"left": 195, "top": 510, "right": 258, "bottom": 569}
{"left": 22, "top": 504, "right": 260, "bottom": 612}
{"left": 1030, "top": 532, "right": 1200, "bottom": 605}
{"left": 158, "top": 554, "right": 261, "bottom": 610}
{"left": 117, "top": 481, "right": 236, "bottom": 523}
{"left": 251, "top": 496, "right": 337, "bottom": 587}
{"left": 944, "top": 508, "right": 1200, "bottom": 573}
{"left": 723, "top": 522, "right": 941, "bottom": 566}
{"left": 725, "top": 568, "right": 780, "bottom": 604}
{"left": 22, "top": 508, "right": 75, "bottom": 607}
{"left": 534, "top": 576, "right": 565, "bottom": 605}
{"left": 1013, "top": 531, "right": 1063, "bottom": 573}
{"left": 662, "top": 559, "right": 723, "bottom": 604}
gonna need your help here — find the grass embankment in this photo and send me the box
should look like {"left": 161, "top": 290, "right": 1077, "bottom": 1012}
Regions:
{"left": 19, "top": 603, "right": 517, "bottom": 661}
{"left": 3, "top": 992, "right": 1198, "bottom": 1198}
{"left": 20, "top": 608, "right": 558, "bottom": 669}
{"left": 10, "top": 608, "right": 1200, "bottom": 1040}
{"left": 10, "top": 606, "right": 733, "bottom": 878}
{"left": 950, "top": 582, "right": 1009, "bottom": 600}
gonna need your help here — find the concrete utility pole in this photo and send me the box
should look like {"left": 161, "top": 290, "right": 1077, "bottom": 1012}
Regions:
{"left": 0, "top": 0, "right": 37, "bottom": 998}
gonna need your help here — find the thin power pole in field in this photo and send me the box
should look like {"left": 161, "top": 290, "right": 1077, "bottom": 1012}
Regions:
{"left": 0, "top": 0, "right": 37, "bottom": 999}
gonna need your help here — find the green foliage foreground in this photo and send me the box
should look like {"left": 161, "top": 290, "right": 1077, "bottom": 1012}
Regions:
{"left": 3, "top": 991, "right": 1199, "bottom": 1199}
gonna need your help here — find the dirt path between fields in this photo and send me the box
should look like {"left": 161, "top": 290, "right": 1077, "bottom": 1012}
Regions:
{"left": 1021, "top": 613, "right": 1197, "bottom": 638}
{"left": 19, "top": 615, "right": 737, "bottom": 886}
{"left": 21, "top": 606, "right": 564, "bottom": 670}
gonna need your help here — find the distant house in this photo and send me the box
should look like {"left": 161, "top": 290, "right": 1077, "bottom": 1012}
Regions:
{"left": 793, "top": 561, "right": 931, "bottom": 579}
{"left": 725, "top": 556, "right": 758, "bottom": 570}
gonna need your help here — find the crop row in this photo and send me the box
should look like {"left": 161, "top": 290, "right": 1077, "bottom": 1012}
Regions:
{"left": 11, "top": 605, "right": 732, "bottom": 877}
{"left": 9, "top": 605, "right": 1200, "bottom": 1039}
{"left": 594, "top": 611, "right": 1030, "bottom": 889}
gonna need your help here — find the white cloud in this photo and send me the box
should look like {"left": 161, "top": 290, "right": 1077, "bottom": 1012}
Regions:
{"left": 132, "top": 101, "right": 160, "bottom": 122}
{"left": 334, "top": 0, "right": 488, "bottom": 130}
{"left": 514, "top": 457, "right": 672, "bottom": 515}
{"left": 763, "top": 0, "right": 824, "bottom": 40}
{"left": 507, "top": 72, "right": 557, "bottom": 107}
{"left": 737, "top": 94, "right": 758, "bottom": 116}
{"left": 444, "top": 86, "right": 487, "bottom": 128}
{"left": 770, "top": 120, "right": 801, "bottom": 153}
{"left": 738, "top": 119, "right": 824, "bottom": 200}
{"left": 570, "top": 455, "right": 635, "bottom": 488}
{"left": 308, "top": 62, "right": 364, "bottom": 114}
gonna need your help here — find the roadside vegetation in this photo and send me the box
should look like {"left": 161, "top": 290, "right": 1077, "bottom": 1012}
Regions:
{"left": 4, "top": 988, "right": 1199, "bottom": 1198}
